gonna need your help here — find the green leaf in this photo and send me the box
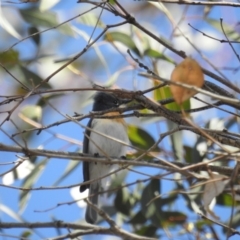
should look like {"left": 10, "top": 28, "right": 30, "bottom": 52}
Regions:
{"left": 21, "top": 105, "right": 42, "bottom": 122}
{"left": 114, "top": 188, "right": 131, "bottom": 215}
{"left": 154, "top": 85, "right": 190, "bottom": 111}
{"left": 78, "top": 12, "right": 104, "bottom": 27}
{"left": 132, "top": 181, "right": 144, "bottom": 203}
{"left": 39, "top": 0, "right": 61, "bottom": 12}
{"left": 28, "top": 26, "right": 41, "bottom": 46}
{"left": 128, "top": 125, "right": 158, "bottom": 150}
{"left": 216, "top": 193, "right": 235, "bottom": 207}
{"left": 141, "top": 179, "right": 161, "bottom": 218}
{"left": 37, "top": 94, "right": 64, "bottom": 107}
{"left": 0, "top": 50, "right": 19, "bottom": 68}
{"left": 207, "top": 18, "right": 240, "bottom": 41}
{"left": 18, "top": 105, "right": 42, "bottom": 139}
{"left": 104, "top": 32, "right": 140, "bottom": 56}
{"left": 108, "top": 0, "right": 116, "bottom": 4}
{"left": 161, "top": 211, "right": 187, "bottom": 226}
{"left": 128, "top": 210, "right": 147, "bottom": 224}
{"left": 21, "top": 230, "right": 32, "bottom": 238}
{"left": 127, "top": 151, "right": 155, "bottom": 161}
{"left": 144, "top": 48, "right": 174, "bottom": 63}
{"left": 184, "top": 145, "right": 193, "bottom": 163}
{"left": 160, "top": 194, "right": 178, "bottom": 206}
{"left": 19, "top": 158, "right": 48, "bottom": 211}
{"left": 135, "top": 225, "right": 158, "bottom": 237}
{"left": 19, "top": 65, "right": 51, "bottom": 89}
{"left": 19, "top": 7, "right": 73, "bottom": 36}
{"left": 190, "top": 144, "right": 202, "bottom": 164}
{"left": 195, "top": 219, "right": 212, "bottom": 230}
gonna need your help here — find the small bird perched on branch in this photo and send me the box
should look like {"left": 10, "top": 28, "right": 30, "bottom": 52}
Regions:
{"left": 80, "top": 91, "right": 130, "bottom": 224}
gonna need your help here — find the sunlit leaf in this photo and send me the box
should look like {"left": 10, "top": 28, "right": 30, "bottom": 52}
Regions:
{"left": 154, "top": 85, "right": 190, "bottom": 111}
{"left": 0, "top": 11, "right": 21, "bottom": 39}
{"left": 108, "top": 0, "right": 116, "bottom": 4}
{"left": 78, "top": 12, "right": 104, "bottom": 27}
{"left": 104, "top": 32, "right": 140, "bottom": 56}
{"left": 144, "top": 48, "right": 174, "bottom": 63}
{"left": 0, "top": 204, "right": 23, "bottom": 222}
{"left": 39, "top": 0, "right": 61, "bottom": 11}
{"left": 216, "top": 193, "right": 235, "bottom": 207}
{"left": 20, "top": 105, "right": 42, "bottom": 122}
{"left": 128, "top": 125, "right": 158, "bottom": 150}
{"left": 127, "top": 150, "right": 155, "bottom": 161}
{"left": 21, "top": 231, "right": 32, "bottom": 238}
{"left": 19, "top": 7, "right": 73, "bottom": 36}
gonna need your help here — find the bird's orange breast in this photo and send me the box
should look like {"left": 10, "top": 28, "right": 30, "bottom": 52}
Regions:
{"left": 103, "top": 112, "right": 126, "bottom": 126}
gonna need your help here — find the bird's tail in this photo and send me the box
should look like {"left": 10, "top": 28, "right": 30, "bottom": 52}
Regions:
{"left": 85, "top": 183, "right": 99, "bottom": 224}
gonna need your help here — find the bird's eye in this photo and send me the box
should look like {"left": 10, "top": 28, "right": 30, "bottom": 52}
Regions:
{"left": 114, "top": 99, "right": 119, "bottom": 105}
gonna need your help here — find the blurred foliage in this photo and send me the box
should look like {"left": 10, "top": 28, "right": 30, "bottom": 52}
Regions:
{"left": 0, "top": 1, "right": 240, "bottom": 240}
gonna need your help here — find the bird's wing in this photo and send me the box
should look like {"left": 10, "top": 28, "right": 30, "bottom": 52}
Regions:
{"left": 80, "top": 118, "right": 93, "bottom": 192}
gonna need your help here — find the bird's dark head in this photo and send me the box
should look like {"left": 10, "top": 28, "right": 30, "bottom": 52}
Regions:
{"left": 92, "top": 92, "right": 130, "bottom": 111}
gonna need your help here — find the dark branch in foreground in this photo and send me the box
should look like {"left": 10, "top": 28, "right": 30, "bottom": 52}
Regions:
{"left": 0, "top": 221, "right": 157, "bottom": 240}
{"left": 0, "top": 143, "right": 239, "bottom": 187}
{"left": 147, "top": 0, "right": 240, "bottom": 7}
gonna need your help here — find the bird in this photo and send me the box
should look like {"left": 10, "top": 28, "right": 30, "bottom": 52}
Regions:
{"left": 80, "top": 91, "right": 130, "bottom": 224}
